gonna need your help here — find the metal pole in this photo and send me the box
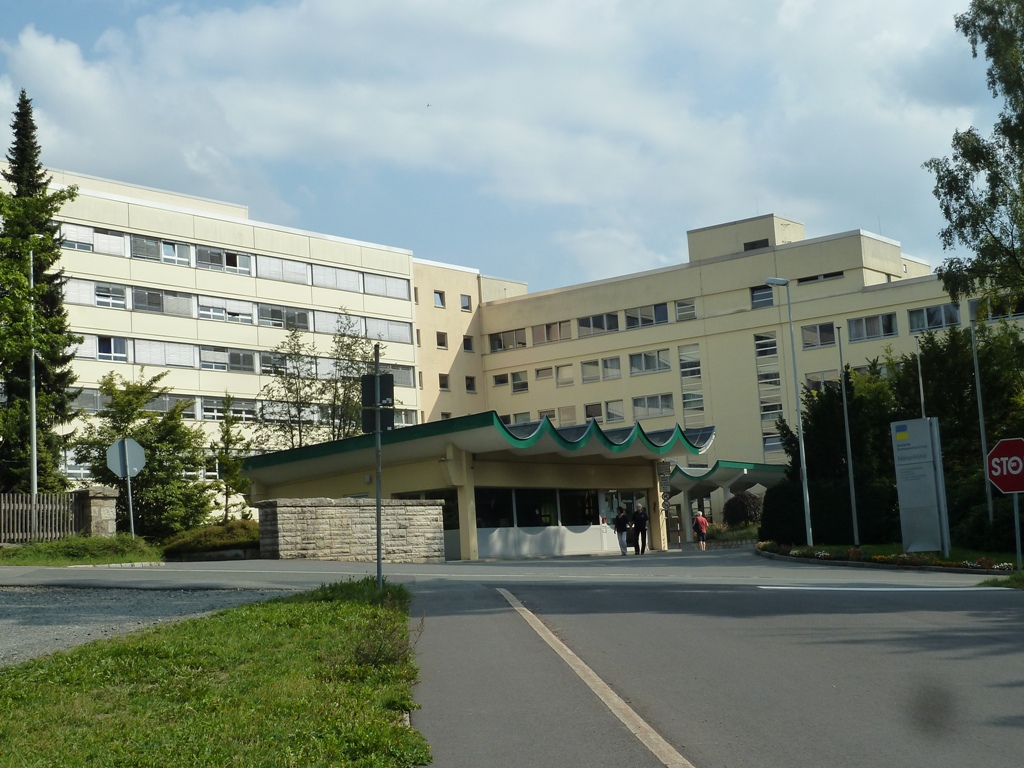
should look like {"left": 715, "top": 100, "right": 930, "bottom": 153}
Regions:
{"left": 121, "top": 439, "right": 135, "bottom": 539}
{"left": 768, "top": 279, "right": 814, "bottom": 547}
{"left": 786, "top": 283, "right": 813, "bottom": 547}
{"left": 28, "top": 246, "right": 38, "bottom": 539}
{"left": 970, "top": 321, "right": 994, "bottom": 523}
{"left": 837, "top": 327, "right": 859, "bottom": 546}
{"left": 1014, "top": 493, "right": 1022, "bottom": 573}
{"left": 915, "top": 336, "right": 926, "bottom": 419}
{"left": 374, "top": 343, "right": 383, "bottom": 589}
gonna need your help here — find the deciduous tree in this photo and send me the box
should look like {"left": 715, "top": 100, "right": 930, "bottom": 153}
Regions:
{"left": 210, "top": 393, "right": 253, "bottom": 522}
{"left": 72, "top": 370, "right": 212, "bottom": 539}
{"left": 320, "top": 314, "right": 380, "bottom": 442}
{"left": 924, "top": 0, "right": 1024, "bottom": 306}
{"left": 255, "top": 328, "right": 324, "bottom": 450}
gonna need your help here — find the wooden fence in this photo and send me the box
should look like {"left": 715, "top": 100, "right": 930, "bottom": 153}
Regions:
{"left": 0, "top": 493, "right": 84, "bottom": 543}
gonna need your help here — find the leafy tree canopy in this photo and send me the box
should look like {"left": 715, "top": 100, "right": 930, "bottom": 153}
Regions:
{"left": 71, "top": 370, "right": 213, "bottom": 540}
{"left": 925, "top": 0, "right": 1024, "bottom": 306}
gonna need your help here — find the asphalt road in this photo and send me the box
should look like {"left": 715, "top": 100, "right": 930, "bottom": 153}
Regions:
{"left": 1, "top": 552, "right": 1021, "bottom": 768}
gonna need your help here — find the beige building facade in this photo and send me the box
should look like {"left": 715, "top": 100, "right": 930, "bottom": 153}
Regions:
{"left": 36, "top": 169, "right": 422, "bottom": 477}
{"left": 414, "top": 213, "right": 948, "bottom": 472}
{"left": 19, "top": 169, "right": 965, "bottom": 550}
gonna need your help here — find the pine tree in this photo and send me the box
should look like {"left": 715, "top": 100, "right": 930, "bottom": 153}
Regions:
{"left": 0, "top": 89, "right": 80, "bottom": 492}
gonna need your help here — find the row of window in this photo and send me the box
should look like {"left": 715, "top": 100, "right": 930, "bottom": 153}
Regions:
{"left": 73, "top": 388, "right": 419, "bottom": 426}
{"left": 799, "top": 303, "right": 961, "bottom": 350}
{"left": 750, "top": 273, "right": 846, "bottom": 310}
{"left": 484, "top": 348, "right": 672, "bottom": 395}
{"left": 482, "top": 393, "right": 671, "bottom": 428}
{"left": 428, "top": 290, "right": 473, "bottom": 312}
{"left": 65, "top": 279, "right": 414, "bottom": 344}
{"left": 60, "top": 223, "right": 411, "bottom": 299}
{"left": 489, "top": 301, "right": 686, "bottom": 352}
{"left": 73, "top": 335, "right": 415, "bottom": 385}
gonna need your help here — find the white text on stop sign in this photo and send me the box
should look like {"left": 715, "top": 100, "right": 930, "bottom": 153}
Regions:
{"left": 990, "top": 456, "right": 1024, "bottom": 476}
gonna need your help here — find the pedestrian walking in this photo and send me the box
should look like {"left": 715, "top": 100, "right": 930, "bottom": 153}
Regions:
{"left": 693, "top": 510, "right": 709, "bottom": 551}
{"left": 614, "top": 506, "right": 630, "bottom": 555}
{"left": 633, "top": 504, "right": 649, "bottom": 554}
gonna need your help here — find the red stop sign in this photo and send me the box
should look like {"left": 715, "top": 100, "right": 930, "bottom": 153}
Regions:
{"left": 987, "top": 438, "right": 1024, "bottom": 494}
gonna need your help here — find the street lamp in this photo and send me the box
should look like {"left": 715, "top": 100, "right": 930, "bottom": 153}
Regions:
{"left": 29, "top": 235, "right": 43, "bottom": 539}
{"left": 765, "top": 277, "right": 813, "bottom": 546}
{"left": 27, "top": 234, "right": 44, "bottom": 540}
{"left": 836, "top": 326, "right": 859, "bottom": 546}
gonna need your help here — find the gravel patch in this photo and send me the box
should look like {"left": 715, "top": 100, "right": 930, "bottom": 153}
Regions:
{"left": 0, "top": 586, "right": 294, "bottom": 667}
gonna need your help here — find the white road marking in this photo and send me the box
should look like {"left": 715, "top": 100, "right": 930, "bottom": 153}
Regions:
{"left": 758, "top": 586, "right": 1001, "bottom": 591}
{"left": 497, "top": 587, "right": 694, "bottom": 768}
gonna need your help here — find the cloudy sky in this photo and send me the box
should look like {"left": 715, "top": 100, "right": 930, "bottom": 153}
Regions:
{"left": 0, "top": 0, "right": 1000, "bottom": 291}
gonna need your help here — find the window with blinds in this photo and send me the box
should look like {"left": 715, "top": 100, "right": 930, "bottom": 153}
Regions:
{"left": 363, "top": 273, "right": 411, "bottom": 300}
{"left": 257, "top": 255, "right": 308, "bottom": 284}
{"left": 196, "top": 247, "right": 253, "bottom": 275}
{"left": 312, "top": 264, "right": 362, "bottom": 292}
{"left": 94, "top": 229, "right": 126, "bottom": 256}
{"left": 365, "top": 318, "right": 413, "bottom": 344}
{"left": 64, "top": 279, "right": 95, "bottom": 305}
{"left": 60, "top": 223, "right": 94, "bottom": 251}
{"left": 199, "top": 296, "right": 253, "bottom": 324}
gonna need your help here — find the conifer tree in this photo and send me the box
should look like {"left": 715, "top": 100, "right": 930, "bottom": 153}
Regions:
{"left": 0, "top": 89, "right": 79, "bottom": 492}
{"left": 71, "top": 370, "right": 213, "bottom": 539}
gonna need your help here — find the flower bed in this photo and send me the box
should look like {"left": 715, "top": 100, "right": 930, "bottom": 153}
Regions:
{"left": 755, "top": 541, "right": 1016, "bottom": 571}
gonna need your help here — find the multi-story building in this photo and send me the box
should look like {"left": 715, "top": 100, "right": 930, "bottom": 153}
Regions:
{"left": 42, "top": 169, "right": 425, "bottom": 477}
{"left": 15, "top": 169, "right": 967, "bottom": 550}
{"left": 414, "top": 212, "right": 949, "bottom": 473}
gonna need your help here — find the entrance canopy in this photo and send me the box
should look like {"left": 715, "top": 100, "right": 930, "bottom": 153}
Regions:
{"left": 244, "top": 411, "right": 716, "bottom": 561}
{"left": 244, "top": 411, "right": 715, "bottom": 488}
{"left": 669, "top": 460, "right": 786, "bottom": 498}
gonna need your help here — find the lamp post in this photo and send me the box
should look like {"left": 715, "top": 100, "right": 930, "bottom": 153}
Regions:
{"left": 28, "top": 238, "right": 40, "bottom": 539}
{"left": 836, "top": 326, "right": 859, "bottom": 546}
{"left": 970, "top": 319, "right": 994, "bottom": 523}
{"left": 765, "top": 277, "right": 813, "bottom": 546}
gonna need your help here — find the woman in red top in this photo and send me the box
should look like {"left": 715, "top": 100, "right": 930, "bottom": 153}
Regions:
{"left": 693, "top": 511, "right": 709, "bottom": 551}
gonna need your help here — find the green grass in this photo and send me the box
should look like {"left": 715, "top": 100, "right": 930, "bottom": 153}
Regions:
{"left": 0, "top": 578, "right": 431, "bottom": 767}
{"left": 981, "top": 570, "right": 1024, "bottom": 589}
{"left": 0, "top": 534, "right": 162, "bottom": 566}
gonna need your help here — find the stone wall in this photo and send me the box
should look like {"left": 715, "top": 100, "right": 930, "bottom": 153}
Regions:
{"left": 256, "top": 498, "right": 444, "bottom": 563}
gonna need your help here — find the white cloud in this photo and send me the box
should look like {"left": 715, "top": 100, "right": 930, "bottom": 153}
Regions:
{"left": 555, "top": 226, "right": 677, "bottom": 282}
{"left": 0, "top": 0, "right": 1000, "bottom": 288}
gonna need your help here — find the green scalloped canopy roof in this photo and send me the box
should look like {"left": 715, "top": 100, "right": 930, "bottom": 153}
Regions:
{"left": 669, "top": 460, "right": 786, "bottom": 497}
{"left": 244, "top": 411, "right": 715, "bottom": 487}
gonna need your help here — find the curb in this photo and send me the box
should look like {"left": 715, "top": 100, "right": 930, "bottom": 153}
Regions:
{"left": 753, "top": 547, "right": 1013, "bottom": 576}
{"left": 67, "top": 561, "right": 165, "bottom": 568}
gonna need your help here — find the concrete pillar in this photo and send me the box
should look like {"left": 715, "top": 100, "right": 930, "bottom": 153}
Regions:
{"left": 74, "top": 485, "right": 118, "bottom": 537}
{"left": 648, "top": 481, "right": 667, "bottom": 551}
{"left": 682, "top": 491, "right": 694, "bottom": 543}
{"left": 440, "top": 443, "right": 479, "bottom": 561}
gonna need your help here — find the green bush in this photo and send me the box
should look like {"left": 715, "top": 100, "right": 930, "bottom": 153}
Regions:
{"left": 722, "top": 491, "right": 763, "bottom": 527}
{"left": 759, "top": 480, "right": 806, "bottom": 544}
{"left": 161, "top": 519, "right": 259, "bottom": 555}
{"left": 759, "top": 477, "right": 899, "bottom": 546}
{"left": 951, "top": 499, "right": 1018, "bottom": 551}
{"left": 706, "top": 522, "right": 758, "bottom": 541}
